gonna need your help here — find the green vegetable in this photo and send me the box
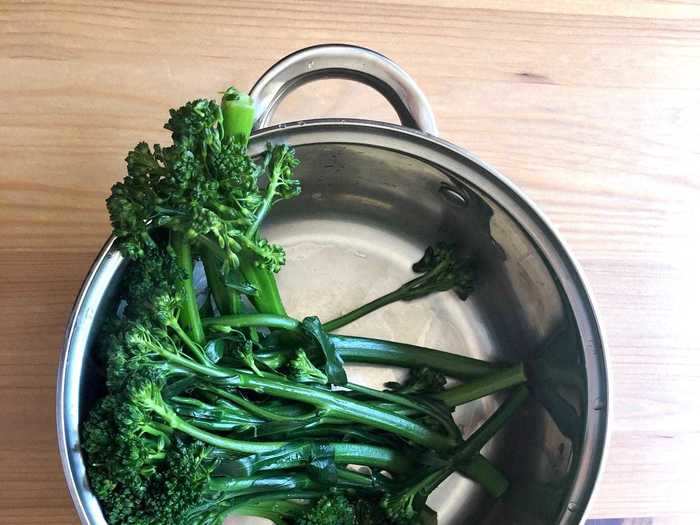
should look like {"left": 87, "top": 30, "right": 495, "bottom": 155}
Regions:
{"left": 253, "top": 332, "right": 501, "bottom": 381}
{"left": 288, "top": 349, "right": 329, "bottom": 384}
{"left": 221, "top": 87, "right": 255, "bottom": 144}
{"left": 323, "top": 243, "right": 476, "bottom": 332}
{"left": 84, "top": 87, "right": 530, "bottom": 525}
{"left": 328, "top": 334, "right": 499, "bottom": 380}
{"left": 107, "top": 87, "right": 299, "bottom": 337}
{"left": 295, "top": 494, "right": 355, "bottom": 525}
{"left": 381, "top": 386, "right": 529, "bottom": 523}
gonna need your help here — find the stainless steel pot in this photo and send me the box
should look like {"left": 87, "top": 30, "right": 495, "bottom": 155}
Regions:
{"left": 57, "top": 44, "right": 609, "bottom": 524}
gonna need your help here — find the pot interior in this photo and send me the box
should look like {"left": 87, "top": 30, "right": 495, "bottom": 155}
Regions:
{"left": 261, "top": 140, "right": 591, "bottom": 524}
{"left": 68, "top": 125, "right": 605, "bottom": 525}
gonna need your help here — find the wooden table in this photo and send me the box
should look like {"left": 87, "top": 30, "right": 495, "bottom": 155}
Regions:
{"left": 2, "top": 1, "right": 699, "bottom": 523}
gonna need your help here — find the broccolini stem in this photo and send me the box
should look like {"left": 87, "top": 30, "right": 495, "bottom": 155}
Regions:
{"left": 256, "top": 333, "right": 505, "bottom": 382}
{"left": 166, "top": 394, "right": 414, "bottom": 472}
{"left": 171, "top": 231, "right": 205, "bottom": 344}
{"left": 435, "top": 364, "right": 527, "bottom": 408}
{"left": 199, "top": 437, "right": 399, "bottom": 476}
{"left": 203, "top": 313, "right": 301, "bottom": 332}
{"left": 221, "top": 88, "right": 255, "bottom": 145}
{"left": 365, "top": 364, "right": 526, "bottom": 417}
{"left": 329, "top": 334, "right": 499, "bottom": 380}
{"left": 417, "top": 386, "right": 528, "bottom": 500}
{"left": 208, "top": 473, "right": 318, "bottom": 495}
{"left": 209, "top": 470, "right": 377, "bottom": 496}
{"left": 453, "top": 385, "right": 529, "bottom": 461}
{"left": 223, "top": 443, "right": 413, "bottom": 474}
{"left": 196, "top": 236, "right": 287, "bottom": 315}
{"left": 183, "top": 419, "right": 248, "bottom": 432}
{"left": 149, "top": 341, "right": 231, "bottom": 378}
{"left": 332, "top": 443, "right": 412, "bottom": 473}
{"left": 205, "top": 385, "right": 318, "bottom": 423}
{"left": 216, "top": 491, "right": 321, "bottom": 523}
{"left": 416, "top": 386, "right": 529, "bottom": 504}
{"left": 240, "top": 252, "right": 287, "bottom": 315}
{"left": 154, "top": 403, "right": 286, "bottom": 454}
{"left": 201, "top": 247, "right": 240, "bottom": 315}
{"left": 344, "top": 382, "right": 461, "bottom": 441}
{"left": 246, "top": 157, "right": 283, "bottom": 239}
{"left": 335, "top": 468, "right": 379, "bottom": 489}
{"left": 167, "top": 320, "right": 208, "bottom": 365}
{"left": 230, "top": 491, "right": 321, "bottom": 503}
{"left": 216, "top": 373, "right": 456, "bottom": 450}
{"left": 459, "top": 454, "right": 509, "bottom": 499}
{"left": 151, "top": 337, "right": 455, "bottom": 449}
{"left": 170, "top": 396, "right": 265, "bottom": 427}
{"left": 195, "top": 234, "right": 231, "bottom": 264}
{"left": 322, "top": 288, "right": 405, "bottom": 332}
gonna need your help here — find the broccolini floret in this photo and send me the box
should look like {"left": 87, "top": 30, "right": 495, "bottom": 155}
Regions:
{"left": 323, "top": 243, "right": 476, "bottom": 332}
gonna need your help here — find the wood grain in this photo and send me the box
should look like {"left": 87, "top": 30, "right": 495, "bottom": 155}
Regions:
{"left": 2, "top": 0, "right": 700, "bottom": 522}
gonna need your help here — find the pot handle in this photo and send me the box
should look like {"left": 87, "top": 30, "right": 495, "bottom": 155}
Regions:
{"left": 249, "top": 44, "right": 438, "bottom": 135}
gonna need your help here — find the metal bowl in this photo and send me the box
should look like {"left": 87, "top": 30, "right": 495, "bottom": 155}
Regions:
{"left": 57, "top": 45, "right": 609, "bottom": 524}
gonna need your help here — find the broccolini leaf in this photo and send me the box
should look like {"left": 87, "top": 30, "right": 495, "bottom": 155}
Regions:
{"left": 301, "top": 316, "right": 347, "bottom": 386}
